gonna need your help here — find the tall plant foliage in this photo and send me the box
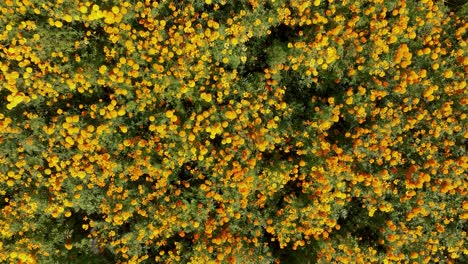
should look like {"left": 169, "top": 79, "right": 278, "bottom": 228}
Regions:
{"left": 0, "top": 0, "right": 466, "bottom": 263}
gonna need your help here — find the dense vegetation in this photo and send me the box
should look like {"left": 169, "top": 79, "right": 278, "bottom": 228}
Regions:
{"left": 1, "top": 0, "right": 467, "bottom": 263}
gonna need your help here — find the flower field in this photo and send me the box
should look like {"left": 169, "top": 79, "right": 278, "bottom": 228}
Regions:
{"left": 0, "top": 0, "right": 467, "bottom": 263}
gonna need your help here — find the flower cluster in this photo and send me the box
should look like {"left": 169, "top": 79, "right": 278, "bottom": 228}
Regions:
{"left": 0, "top": 0, "right": 466, "bottom": 263}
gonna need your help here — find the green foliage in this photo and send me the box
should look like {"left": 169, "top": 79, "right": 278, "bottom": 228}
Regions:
{"left": 0, "top": 0, "right": 467, "bottom": 263}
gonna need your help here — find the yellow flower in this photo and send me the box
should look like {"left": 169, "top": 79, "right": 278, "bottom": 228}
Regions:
{"left": 165, "top": 110, "right": 174, "bottom": 118}
{"left": 104, "top": 12, "right": 115, "bottom": 24}
{"left": 6, "top": 92, "right": 25, "bottom": 110}
{"left": 7, "top": 179, "right": 14, "bottom": 186}
{"left": 119, "top": 125, "right": 128, "bottom": 133}
{"left": 111, "top": 6, "right": 120, "bottom": 14}
{"left": 54, "top": 20, "right": 63, "bottom": 28}
{"left": 188, "top": 133, "right": 196, "bottom": 142}
{"left": 118, "top": 108, "right": 126, "bottom": 116}
{"left": 443, "top": 70, "right": 453, "bottom": 78}
{"left": 65, "top": 136, "right": 75, "bottom": 145}
{"left": 76, "top": 171, "right": 86, "bottom": 179}
{"left": 65, "top": 243, "right": 73, "bottom": 250}
{"left": 225, "top": 110, "right": 237, "bottom": 120}
{"left": 99, "top": 65, "right": 107, "bottom": 74}
{"left": 201, "top": 92, "right": 212, "bottom": 102}
{"left": 79, "top": 6, "right": 88, "bottom": 14}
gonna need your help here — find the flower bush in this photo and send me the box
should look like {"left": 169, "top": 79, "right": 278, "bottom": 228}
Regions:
{"left": 0, "top": 0, "right": 466, "bottom": 263}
